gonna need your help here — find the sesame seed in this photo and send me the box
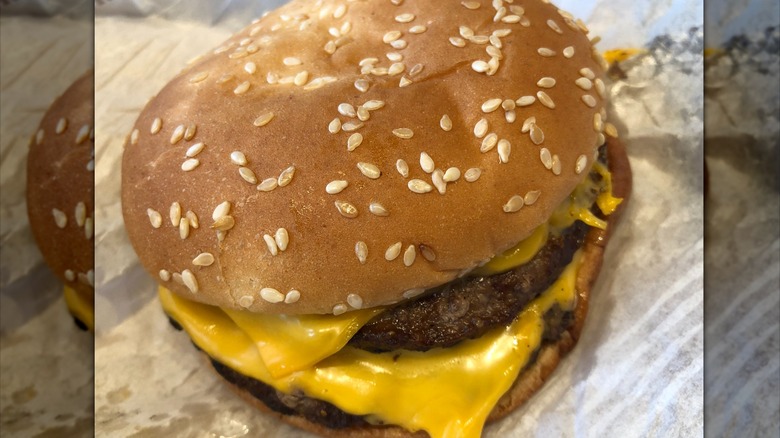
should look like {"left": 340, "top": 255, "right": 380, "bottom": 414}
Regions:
{"left": 278, "top": 166, "right": 296, "bottom": 187}
{"left": 537, "top": 77, "right": 556, "bottom": 88}
{"left": 563, "top": 46, "right": 575, "bottom": 58}
{"left": 285, "top": 290, "right": 300, "bottom": 304}
{"left": 338, "top": 103, "right": 356, "bottom": 117}
{"left": 481, "top": 133, "right": 498, "bottom": 152}
{"left": 283, "top": 57, "right": 302, "bottom": 66}
{"left": 385, "top": 242, "right": 402, "bottom": 260}
{"left": 230, "top": 151, "right": 247, "bottom": 166}
{"left": 395, "top": 13, "right": 415, "bottom": 23}
{"left": 502, "top": 15, "right": 521, "bottom": 24}
{"left": 35, "top": 129, "right": 44, "bottom": 145}
{"left": 357, "top": 162, "right": 381, "bottom": 179}
{"left": 383, "top": 31, "right": 402, "bottom": 43}
{"left": 324, "top": 40, "right": 337, "bottom": 54}
{"left": 186, "top": 142, "right": 205, "bottom": 158}
{"left": 443, "top": 167, "right": 461, "bottom": 182}
{"left": 333, "top": 3, "right": 347, "bottom": 18}
{"left": 275, "top": 228, "right": 289, "bottom": 251}
{"left": 76, "top": 125, "right": 91, "bottom": 144}
{"left": 449, "top": 36, "right": 466, "bottom": 47}
{"left": 471, "top": 60, "right": 489, "bottom": 72}
{"left": 464, "top": 168, "right": 482, "bottom": 182}
{"left": 595, "top": 78, "right": 606, "bottom": 98}
{"left": 582, "top": 95, "right": 597, "bottom": 108}
{"left": 363, "top": 100, "right": 385, "bottom": 111}
{"left": 258, "top": 178, "right": 278, "bottom": 192}
{"left": 263, "top": 234, "right": 279, "bottom": 255}
{"left": 604, "top": 122, "right": 618, "bottom": 138}
{"left": 524, "top": 190, "right": 541, "bottom": 205}
{"left": 403, "top": 288, "right": 425, "bottom": 299}
{"left": 159, "top": 270, "right": 170, "bottom": 282}
{"left": 399, "top": 76, "right": 412, "bottom": 87}
{"left": 260, "top": 287, "right": 284, "bottom": 303}
{"left": 432, "top": 169, "right": 446, "bottom": 194}
{"left": 329, "top": 27, "right": 341, "bottom": 38}
{"left": 355, "top": 241, "right": 368, "bottom": 264}
{"left": 593, "top": 113, "right": 604, "bottom": 132}
{"left": 547, "top": 19, "right": 563, "bottom": 34}
{"left": 244, "top": 62, "right": 257, "bottom": 74}
{"left": 462, "top": 0, "right": 480, "bottom": 9}
{"left": 183, "top": 123, "right": 197, "bottom": 141}
{"left": 239, "top": 167, "right": 258, "bottom": 184}
{"left": 344, "top": 133, "right": 363, "bottom": 151}
{"left": 503, "top": 195, "right": 524, "bottom": 213}
{"left": 193, "top": 253, "right": 215, "bottom": 266}
{"left": 190, "top": 71, "right": 209, "bottom": 83}
{"left": 390, "top": 39, "right": 407, "bottom": 49}
{"left": 540, "top": 148, "right": 553, "bottom": 169}
{"left": 369, "top": 202, "right": 389, "bottom": 216}
{"left": 328, "top": 118, "right": 342, "bottom": 134}
{"left": 52, "top": 208, "right": 67, "bottom": 228}
{"left": 403, "top": 245, "right": 416, "bottom": 266}
{"left": 486, "top": 57, "right": 499, "bottom": 75}
{"left": 521, "top": 116, "right": 536, "bottom": 133}
{"left": 333, "top": 304, "right": 348, "bottom": 315}
{"left": 182, "top": 269, "right": 199, "bottom": 293}
{"left": 440, "top": 115, "right": 453, "bottom": 131}
{"left": 170, "top": 125, "right": 185, "bottom": 144}
{"left": 341, "top": 21, "right": 352, "bottom": 34}
{"left": 326, "top": 180, "right": 349, "bottom": 194}
{"left": 489, "top": 35, "right": 502, "bottom": 48}
{"left": 84, "top": 218, "right": 93, "bottom": 239}
{"left": 170, "top": 202, "right": 182, "bottom": 226}
{"left": 575, "top": 77, "right": 593, "bottom": 90}
{"left": 347, "top": 293, "right": 363, "bottom": 309}
{"left": 216, "top": 73, "right": 234, "bottom": 84}
{"left": 355, "top": 79, "right": 369, "bottom": 93}
{"left": 254, "top": 112, "right": 275, "bottom": 127}
{"left": 342, "top": 121, "right": 364, "bottom": 132}
{"left": 75, "top": 202, "right": 86, "bottom": 227}
{"left": 239, "top": 295, "right": 255, "bottom": 308}
{"left": 234, "top": 81, "right": 251, "bottom": 94}
{"left": 420, "top": 152, "right": 434, "bottom": 173}
{"left": 494, "top": 5, "right": 507, "bottom": 21}
{"left": 266, "top": 72, "right": 279, "bottom": 84}
{"left": 498, "top": 139, "right": 511, "bottom": 163}
{"left": 499, "top": 100, "right": 515, "bottom": 112}
{"left": 55, "top": 118, "right": 67, "bottom": 134}
{"left": 396, "top": 159, "right": 410, "bottom": 178}
{"left": 474, "top": 118, "right": 489, "bottom": 138}
{"left": 408, "top": 179, "right": 432, "bottom": 193}
{"left": 294, "top": 71, "right": 309, "bottom": 86}
{"left": 388, "top": 62, "right": 406, "bottom": 76}
{"left": 538, "top": 48, "right": 556, "bottom": 57}
{"left": 580, "top": 68, "right": 595, "bottom": 79}
{"left": 393, "top": 128, "right": 414, "bottom": 139}
{"left": 459, "top": 26, "right": 474, "bottom": 38}
{"left": 481, "top": 98, "right": 502, "bottom": 113}
{"left": 537, "top": 91, "right": 556, "bottom": 109}
{"left": 179, "top": 218, "right": 190, "bottom": 239}
{"left": 575, "top": 154, "right": 588, "bottom": 174}
{"left": 360, "top": 57, "right": 379, "bottom": 67}
{"left": 147, "top": 208, "right": 162, "bottom": 228}
{"left": 212, "top": 201, "right": 231, "bottom": 221}
{"left": 552, "top": 155, "right": 562, "bottom": 175}
{"left": 408, "top": 64, "right": 424, "bottom": 77}
{"left": 335, "top": 200, "right": 358, "bottom": 218}
{"left": 516, "top": 96, "right": 536, "bottom": 107}
{"left": 530, "top": 124, "right": 545, "bottom": 145}
{"left": 387, "top": 51, "right": 403, "bottom": 61}
{"left": 181, "top": 158, "right": 200, "bottom": 171}
{"left": 150, "top": 118, "right": 162, "bottom": 135}
{"left": 598, "top": 133, "right": 606, "bottom": 146}
{"left": 186, "top": 211, "right": 199, "bottom": 229}
{"left": 409, "top": 25, "right": 427, "bottom": 34}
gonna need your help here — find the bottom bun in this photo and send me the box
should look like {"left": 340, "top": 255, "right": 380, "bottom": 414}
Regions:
{"left": 202, "top": 137, "right": 631, "bottom": 437}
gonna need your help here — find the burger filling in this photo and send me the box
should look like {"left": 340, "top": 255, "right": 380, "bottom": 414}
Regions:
{"left": 160, "top": 152, "right": 621, "bottom": 438}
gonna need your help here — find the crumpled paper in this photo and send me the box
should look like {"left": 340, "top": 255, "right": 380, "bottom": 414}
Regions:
{"left": 93, "top": 0, "right": 705, "bottom": 436}
{"left": 0, "top": 8, "right": 94, "bottom": 438}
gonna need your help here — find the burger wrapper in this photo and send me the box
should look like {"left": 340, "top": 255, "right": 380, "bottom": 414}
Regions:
{"left": 90, "top": 1, "right": 711, "bottom": 436}
{"left": 0, "top": 5, "right": 94, "bottom": 438}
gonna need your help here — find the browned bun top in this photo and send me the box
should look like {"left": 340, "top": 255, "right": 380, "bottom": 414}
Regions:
{"left": 27, "top": 69, "right": 95, "bottom": 299}
{"left": 122, "top": 0, "right": 610, "bottom": 315}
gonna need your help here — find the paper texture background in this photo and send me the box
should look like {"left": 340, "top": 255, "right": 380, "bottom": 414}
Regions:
{"left": 90, "top": 0, "right": 707, "bottom": 436}
{"left": 0, "top": 7, "right": 94, "bottom": 438}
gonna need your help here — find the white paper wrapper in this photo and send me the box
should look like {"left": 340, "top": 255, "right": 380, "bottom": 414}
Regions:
{"left": 93, "top": 1, "right": 705, "bottom": 436}
{"left": 0, "top": 11, "right": 94, "bottom": 438}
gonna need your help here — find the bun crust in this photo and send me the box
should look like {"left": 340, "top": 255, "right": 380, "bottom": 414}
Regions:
{"left": 27, "top": 69, "right": 95, "bottom": 299}
{"left": 209, "top": 133, "right": 632, "bottom": 437}
{"left": 122, "top": 0, "right": 611, "bottom": 314}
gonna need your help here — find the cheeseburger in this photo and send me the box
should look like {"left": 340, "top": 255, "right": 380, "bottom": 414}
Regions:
{"left": 121, "top": 0, "right": 630, "bottom": 436}
{"left": 27, "top": 69, "right": 95, "bottom": 331}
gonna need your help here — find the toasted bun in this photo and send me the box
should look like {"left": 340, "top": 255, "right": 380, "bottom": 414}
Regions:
{"left": 209, "top": 135, "right": 632, "bottom": 437}
{"left": 27, "top": 69, "right": 95, "bottom": 300}
{"left": 122, "top": 0, "right": 612, "bottom": 314}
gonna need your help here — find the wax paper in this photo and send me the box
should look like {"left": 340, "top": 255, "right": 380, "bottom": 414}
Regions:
{"left": 93, "top": 1, "right": 706, "bottom": 436}
{"left": 0, "top": 4, "right": 94, "bottom": 438}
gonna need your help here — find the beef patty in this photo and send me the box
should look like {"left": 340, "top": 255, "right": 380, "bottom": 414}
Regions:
{"left": 349, "top": 220, "right": 588, "bottom": 352}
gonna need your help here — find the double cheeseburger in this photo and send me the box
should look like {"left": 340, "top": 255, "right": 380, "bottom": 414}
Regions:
{"left": 122, "top": 0, "right": 631, "bottom": 436}
{"left": 27, "top": 69, "right": 95, "bottom": 331}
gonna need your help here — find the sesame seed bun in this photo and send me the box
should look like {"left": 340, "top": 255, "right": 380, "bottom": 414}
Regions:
{"left": 122, "top": 0, "right": 612, "bottom": 315}
{"left": 207, "top": 134, "right": 631, "bottom": 437}
{"left": 26, "top": 69, "right": 95, "bottom": 302}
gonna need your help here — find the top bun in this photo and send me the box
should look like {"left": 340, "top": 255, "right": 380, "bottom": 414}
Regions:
{"left": 122, "top": 0, "right": 608, "bottom": 315}
{"left": 27, "top": 69, "right": 95, "bottom": 300}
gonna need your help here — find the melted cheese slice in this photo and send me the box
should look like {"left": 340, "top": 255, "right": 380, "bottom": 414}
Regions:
{"left": 63, "top": 286, "right": 94, "bottom": 331}
{"left": 159, "top": 251, "right": 583, "bottom": 438}
{"left": 473, "top": 222, "right": 549, "bottom": 276}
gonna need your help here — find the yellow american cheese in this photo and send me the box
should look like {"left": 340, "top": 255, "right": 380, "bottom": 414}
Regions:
{"left": 158, "top": 251, "right": 583, "bottom": 438}
{"left": 63, "top": 286, "right": 94, "bottom": 331}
